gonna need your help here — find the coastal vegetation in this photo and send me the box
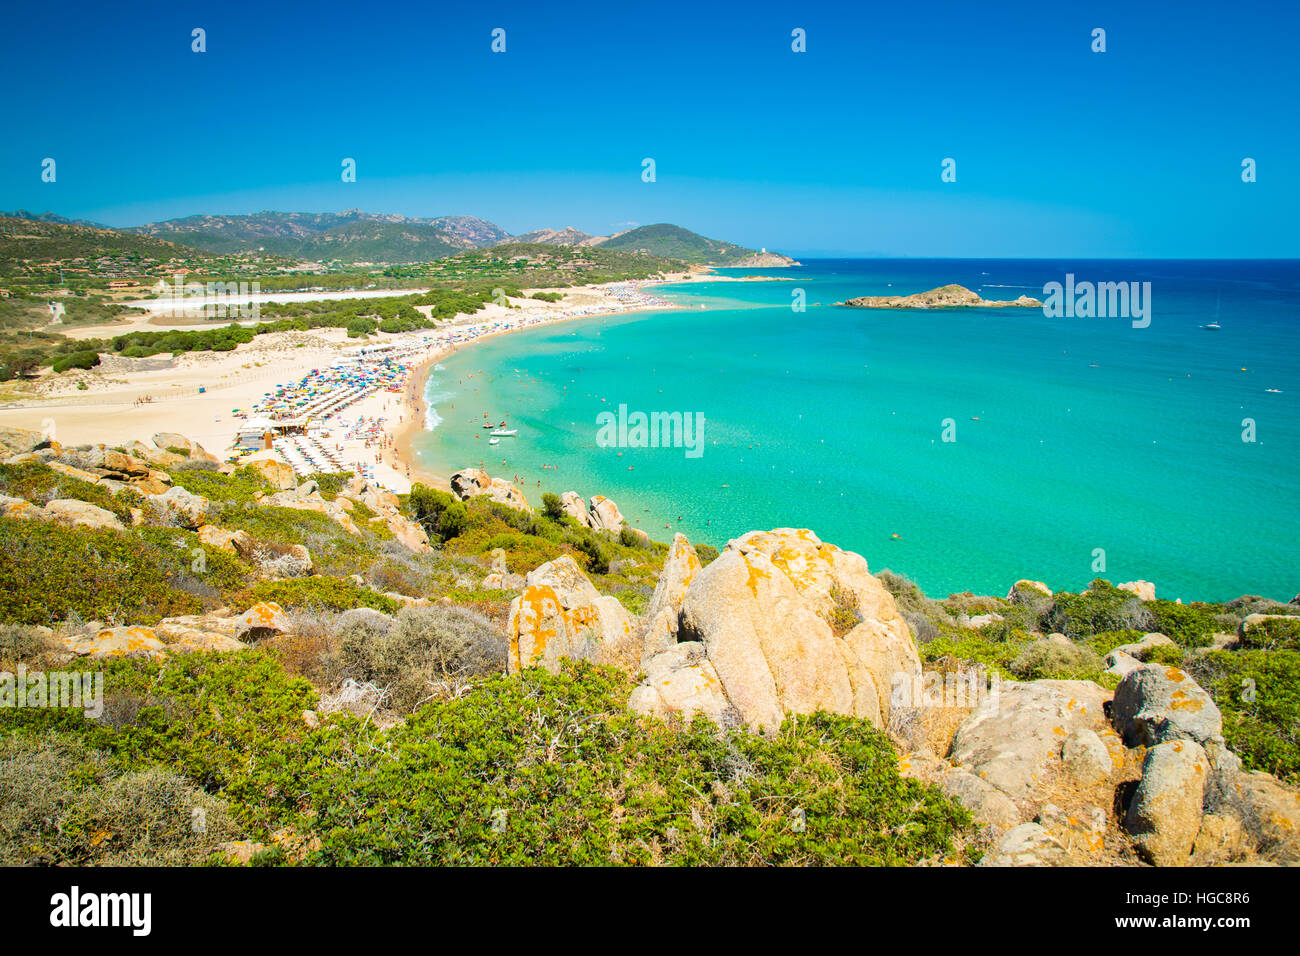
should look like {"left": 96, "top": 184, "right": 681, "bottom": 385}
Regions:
{"left": 1, "top": 429, "right": 1297, "bottom": 867}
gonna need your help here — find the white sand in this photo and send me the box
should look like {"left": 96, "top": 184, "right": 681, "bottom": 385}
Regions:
{"left": 0, "top": 275, "right": 698, "bottom": 492}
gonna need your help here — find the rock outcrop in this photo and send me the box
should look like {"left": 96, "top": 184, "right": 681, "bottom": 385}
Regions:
{"left": 630, "top": 529, "right": 920, "bottom": 733}
{"left": 506, "top": 556, "right": 634, "bottom": 673}
{"left": 450, "top": 468, "right": 531, "bottom": 512}
{"left": 627, "top": 642, "right": 730, "bottom": 725}
{"left": 149, "top": 485, "right": 209, "bottom": 529}
{"left": 949, "top": 679, "right": 1111, "bottom": 801}
{"left": 639, "top": 533, "right": 701, "bottom": 662}
{"left": 1118, "top": 580, "right": 1157, "bottom": 601}
{"left": 1112, "top": 664, "right": 1223, "bottom": 748}
{"left": 244, "top": 452, "right": 297, "bottom": 491}
{"left": 1125, "top": 739, "right": 1209, "bottom": 866}
{"left": 41, "top": 499, "right": 124, "bottom": 532}
{"left": 588, "top": 495, "right": 625, "bottom": 533}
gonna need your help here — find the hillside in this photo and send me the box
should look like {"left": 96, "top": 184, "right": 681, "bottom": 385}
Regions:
{"left": 0, "top": 425, "right": 1297, "bottom": 867}
{"left": 0, "top": 209, "right": 109, "bottom": 229}
{"left": 595, "top": 223, "right": 755, "bottom": 264}
{"left": 0, "top": 216, "right": 221, "bottom": 280}
{"left": 5, "top": 209, "right": 796, "bottom": 271}
{"left": 511, "top": 226, "right": 595, "bottom": 246}
{"left": 125, "top": 210, "right": 505, "bottom": 262}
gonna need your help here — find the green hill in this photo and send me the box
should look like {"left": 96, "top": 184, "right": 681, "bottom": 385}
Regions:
{"left": 0, "top": 217, "right": 218, "bottom": 279}
{"left": 597, "top": 223, "right": 753, "bottom": 264}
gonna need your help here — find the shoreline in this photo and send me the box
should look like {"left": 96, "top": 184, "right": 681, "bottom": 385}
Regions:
{"left": 0, "top": 266, "right": 785, "bottom": 497}
{"left": 386, "top": 292, "right": 695, "bottom": 493}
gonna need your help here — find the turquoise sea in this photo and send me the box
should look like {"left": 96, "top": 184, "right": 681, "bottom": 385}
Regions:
{"left": 411, "top": 260, "right": 1300, "bottom": 602}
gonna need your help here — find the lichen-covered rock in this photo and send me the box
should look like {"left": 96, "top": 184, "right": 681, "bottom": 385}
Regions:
{"left": 949, "top": 679, "right": 1111, "bottom": 801}
{"left": 83, "top": 445, "right": 151, "bottom": 478}
{"left": 450, "top": 467, "right": 531, "bottom": 511}
{"left": 1006, "top": 580, "right": 1052, "bottom": 601}
{"left": 198, "top": 525, "right": 254, "bottom": 554}
{"left": 1111, "top": 632, "right": 1176, "bottom": 661}
{"left": 671, "top": 528, "right": 918, "bottom": 732}
{"left": 153, "top": 623, "right": 248, "bottom": 654}
{"left": 1112, "top": 664, "right": 1223, "bottom": 747}
{"left": 0, "top": 426, "right": 49, "bottom": 459}
{"left": 640, "top": 533, "right": 702, "bottom": 663}
{"left": 244, "top": 452, "right": 297, "bottom": 490}
{"left": 235, "top": 602, "right": 291, "bottom": 638}
{"left": 46, "top": 460, "right": 104, "bottom": 484}
{"left": 0, "top": 494, "right": 40, "bottom": 520}
{"left": 628, "top": 642, "right": 730, "bottom": 725}
{"left": 936, "top": 769, "right": 1022, "bottom": 831}
{"left": 588, "top": 495, "right": 625, "bottom": 533}
{"left": 62, "top": 626, "right": 167, "bottom": 660}
{"left": 149, "top": 485, "right": 209, "bottom": 529}
{"left": 506, "top": 556, "right": 634, "bottom": 673}
{"left": 1061, "top": 728, "right": 1112, "bottom": 786}
{"left": 1104, "top": 648, "right": 1143, "bottom": 678}
{"left": 1125, "top": 739, "right": 1208, "bottom": 866}
{"left": 40, "top": 499, "right": 124, "bottom": 531}
{"left": 977, "top": 823, "right": 1068, "bottom": 867}
{"left": 152, "top": 432, "right": 219, "bottom": 463}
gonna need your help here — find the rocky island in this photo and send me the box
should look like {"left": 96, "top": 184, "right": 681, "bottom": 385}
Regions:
{"left": 840, "top": 283, "right": 1043, "bottom": 309}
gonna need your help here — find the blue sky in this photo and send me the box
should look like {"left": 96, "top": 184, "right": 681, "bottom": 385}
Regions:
{"left": 2, "top": 0, "right": 1297, "bottom": 257}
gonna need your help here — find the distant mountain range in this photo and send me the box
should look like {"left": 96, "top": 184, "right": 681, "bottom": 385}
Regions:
{"left": 0, "top": 209, "right": 798, "bottom": 267}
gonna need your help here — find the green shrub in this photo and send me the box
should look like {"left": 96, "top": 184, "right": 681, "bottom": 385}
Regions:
{"left": 0, "top": 518, "right": 204, "bottom": 625}
{"left": 1010, "top": 639, "right": 1103, "bottom": 681}
{"left": 0, "top": 652, "right": 972, "bottom": 865}
{"left": 1187, "top": 650, "right": 1300, "bottom": 784}
{"left": 1083, "top": 629, "right": 1146, "bottom": 657}
{"left": 541, "top": 492, "right": 565, "bottom": 521}
{"left": 168, "top": 465, "right": 271, "bottom": 505}
{"left": 305, "top": 663, "right": 971, "bottom": 866}
{"left": 918, "top": 627, "right": 1034, "bottom": 679}
{"left": 1237, "top": 616, "right": 1300, "bottom": 651}
{"left": 337, "top": 606, "right": 506, "bottom": 712}
{"left": 1046, "top": 580, "right": 1153, "bottom": 639}
{"left": 694, "top": 543, "right": 719, "bottom": 565}
{"left": 1146, "top": 600, "right": 1221, "bottom": 648}
{"left": 409, "top": 484, "right": 469, "bottom": 543}
{"left": 50, "top": 350, "right": 100, "bottom": 373}
{"left": 0, "top": 733, "right": 243, "bottom": 865}
{"left": 232, "top": 577, "right": 401, "bottom": 615}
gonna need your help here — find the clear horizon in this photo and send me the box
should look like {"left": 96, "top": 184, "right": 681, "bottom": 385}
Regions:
{"left": 2, "top": 0, "right": 1297, "bottom": 258}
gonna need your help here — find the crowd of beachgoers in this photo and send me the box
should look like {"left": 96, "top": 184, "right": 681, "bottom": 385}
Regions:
{"left": 220, "top": 280, "right": 680, "bottom": 492}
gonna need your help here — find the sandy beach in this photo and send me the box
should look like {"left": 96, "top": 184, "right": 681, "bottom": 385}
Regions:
{"left": 0, "top": 272, "right": 706, "bottom": 494}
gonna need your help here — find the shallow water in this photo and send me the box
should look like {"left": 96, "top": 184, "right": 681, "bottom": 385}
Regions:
{"left": 412, "top": 259, "right": 1300, "bottom": 601}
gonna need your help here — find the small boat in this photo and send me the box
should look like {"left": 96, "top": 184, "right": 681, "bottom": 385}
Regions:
{"left": 1203, "top": 292, "right": 1222, "bottom": 329}
{"left": 488, "top": 437, "right": 500, "bottom": 445}
{"left": 490, "top": 429, "right": 517, "bottom": 437}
